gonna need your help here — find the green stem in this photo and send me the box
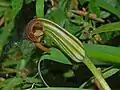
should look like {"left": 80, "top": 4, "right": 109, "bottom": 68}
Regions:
{"left": 83, "top": 57, "right": 111, "bottom": 90}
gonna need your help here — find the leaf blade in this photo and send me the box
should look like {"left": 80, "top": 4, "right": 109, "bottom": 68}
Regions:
{"left": 36, "top": 0, "right": 44, "bottom": 18}
{"left": 92, "top": 22, "right": 120, "bottom": 35}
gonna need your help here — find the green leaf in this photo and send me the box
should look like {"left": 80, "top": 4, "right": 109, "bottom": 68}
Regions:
{"left": 79, "top": 0, "right": 119, "bottom": 18}
{"left": 0, "top": 0, "right": 11, "bottom": 7}
{"left": 88, "top": 0, "right": 100, "bottom": 16}
{"left": 100, "top": 31, "right": 120, "bottom": 43}
{"left": 45, "top": 8, "right": 67, "bottom": 27}
{"left": 116, "top": 0, "right": 120, "bottom": 10}
{"left": 96, "top": 0, "right": 120, "bottom": 18}
{"left": 58, "top": 0, "right": 70, "bottom": 11}
{"left": 2, "top": 77, "right": 23, "bottom": 90}
{"left": 0, "top": 21, "right": 14, "bottom": 53}
{"left": 20, "top": 40, "right": 35, "bottom": 59}
{"left": 83, "top": 44, "right": 120, "bottom": 64}
{"left": 11, "top": 0, "right": 23, "bottom": 17}
{"left": 92, "top": 22, "right": 120, "bottom": 35}
{"left": 80, "top": 67, "right": 119, "bottom": 88}
{"left": 32, "top": 88, "right": 91, "bottom": 90}
{"left": 103, "top": 68, "right": 119, "bottom": 79}
{"left": 23, "top": 77, "right": 40, "bottom": 83}
{"left": 0, "top": 0, "right": 23, "bottom": 54}
{"left": 3, "top": 60, "right": 20, "bottom": 67}
{"left": 100, "top": 11, "right": 110, "bottom": 18}
{"left": 16, "top": 59, "right": 28, "bottom": 70}
{"left": 36, "top": 0, "right": 44, "bottom": 18}
{"left": 18, "top": 40, "right": 35, "bottom": 70}
{"left": 65, "top": 20, "right": 82, "bottom": 35}
{"left": 40, "top": 48, "right": 72, "bottom": 65}
{"left": 106, "top": 0, "right": 117, "bottom": 7}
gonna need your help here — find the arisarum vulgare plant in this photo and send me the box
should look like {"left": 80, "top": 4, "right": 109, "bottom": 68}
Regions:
{"left": 25, "top": 18, "right": 111, "bottom": 90}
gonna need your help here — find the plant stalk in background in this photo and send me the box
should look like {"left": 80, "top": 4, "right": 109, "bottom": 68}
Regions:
{"left": 25, "top": 18, "right": 111, "bottom": 90}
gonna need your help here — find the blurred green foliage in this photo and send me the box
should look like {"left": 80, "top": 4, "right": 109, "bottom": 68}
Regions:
{"left": 0, "top": 0, "right": 120, "bottom": 90}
